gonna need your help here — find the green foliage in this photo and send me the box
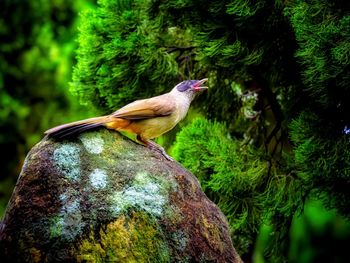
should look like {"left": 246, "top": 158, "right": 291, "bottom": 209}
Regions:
{"left": 147, "top": 0, "right": 301, "bottom": 123}
{"left": 71, "top": 0, "right": 181, "bottom": 113}
{"left": 288, "top": 200, "right": 350, "bottom": 263}
{"left": 0, "top": 0, "right": 94, "bottom": 216}
{"left": 172, "top": 118, "right": 268, "bottom": 254}
{"left": 287, "top": 0, "right": 350, "bottom": 110}
{"left": 290, "top": 111, "right": 350, "bottom": 216}
{"left": 172, "top": 118, "right": 306, "bottom": 258}
{"left": 286, "top": 0, "right": 350, "bottom": 217}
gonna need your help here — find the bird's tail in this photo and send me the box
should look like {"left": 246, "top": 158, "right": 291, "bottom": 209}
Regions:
{"left": 45, "top": 116, "right": 111, "bottom": 139}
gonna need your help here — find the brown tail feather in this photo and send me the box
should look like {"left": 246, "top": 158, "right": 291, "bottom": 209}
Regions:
{"left": 45, "top": 116, "right": 110, "bottom": 139}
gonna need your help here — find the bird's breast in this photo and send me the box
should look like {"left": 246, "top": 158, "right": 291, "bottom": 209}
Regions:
{"left": 173, "top": 95, "right": 191, "bottom": 122}
{"left": 130, "top": 113, "right": 179, "bottom": 139}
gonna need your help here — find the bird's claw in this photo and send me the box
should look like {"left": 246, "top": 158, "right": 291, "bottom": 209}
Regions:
{"left": 147, "top": 142, "right": 174, "bottom": 161}
{"left": 157, "top": 146, "right": 174, "bottom": 161}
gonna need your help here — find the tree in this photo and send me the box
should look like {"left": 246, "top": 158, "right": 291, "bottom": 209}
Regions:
{"left": 70, "top": 0, "right": 350, "bottom": 261}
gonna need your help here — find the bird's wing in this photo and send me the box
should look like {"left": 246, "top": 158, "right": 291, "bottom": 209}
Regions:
{"left": 111, "top": 94, "right": 176, "bottom": 120}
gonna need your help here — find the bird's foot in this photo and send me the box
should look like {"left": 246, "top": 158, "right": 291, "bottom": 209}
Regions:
{"left": 147, "top": 142, "right": 174, "bottom": 161}
{"left": 152, "top": 145, "right": 174, "bottom": 161}
{"left": 137, "top": 136, "right": 173, "bottom": 161}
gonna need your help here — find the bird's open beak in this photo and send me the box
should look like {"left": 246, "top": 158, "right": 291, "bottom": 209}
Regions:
{"left": 192, "top": 78, "right": 208, "bottom": 92}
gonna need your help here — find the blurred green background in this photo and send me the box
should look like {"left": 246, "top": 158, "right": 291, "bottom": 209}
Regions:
{"left": 1, "top": 0, "right": 349, "bottom": 262}
{"left": 0, "top": 0, "right": 96, "bottom": 214}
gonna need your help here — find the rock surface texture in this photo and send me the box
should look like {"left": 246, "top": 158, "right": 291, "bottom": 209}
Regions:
{"left": 0, "top": 129, "right": 241, "bottom": 263}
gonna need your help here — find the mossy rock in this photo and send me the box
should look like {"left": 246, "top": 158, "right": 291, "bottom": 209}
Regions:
{"left": 0, "top": 129, "right": 241, "bottom": 263}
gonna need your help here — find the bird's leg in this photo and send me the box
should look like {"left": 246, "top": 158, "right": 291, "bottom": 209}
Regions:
{"left": 136, "top": 135, "right": 173, "bottom": 161}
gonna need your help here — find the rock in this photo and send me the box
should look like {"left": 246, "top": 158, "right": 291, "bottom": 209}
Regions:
{"left": 0, "top": 129, "right": 242, "bottom": 263}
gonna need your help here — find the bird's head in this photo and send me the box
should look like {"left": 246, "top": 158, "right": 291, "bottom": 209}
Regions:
{"left": 172, "top": 78, "right": 208, "bottom": 101}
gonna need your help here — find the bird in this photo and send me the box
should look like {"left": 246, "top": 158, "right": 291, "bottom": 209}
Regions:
{"left": 45, "top": 78, "right": 208, "bottom": 160}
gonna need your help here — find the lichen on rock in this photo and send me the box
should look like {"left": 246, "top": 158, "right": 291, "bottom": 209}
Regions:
{"left": 89, "top": 168, "right": 108, "bottom": 189}
{"left": 77, "top": 212, "right": 171, "bottom": 263}
{"left": 53, "top": 143, "right": 81, "bottom": 182}
{"left": 79, "top": 133, "right": 104, "bottom": 154}
{"left": 0, "top": 129, "right": 242, "bottom": 263}
{"left": 109, "top": 171, "right": 174, "bottom": 218}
